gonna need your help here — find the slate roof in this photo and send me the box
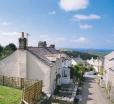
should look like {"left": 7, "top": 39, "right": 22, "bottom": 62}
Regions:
{"left": 27, "top": 47, "right": 53, "bottom": 66}
{"left": 28, "top": 47, "right": 51, "bottom": 55}
{"left": 46, "top": 47, "right": 61, "bottom": 54}
{"left": 27, "top": 47, "right": 67, "bottom": 66}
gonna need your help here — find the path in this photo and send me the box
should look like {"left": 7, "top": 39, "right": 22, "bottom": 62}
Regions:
{"left": 81, "top": 72, "right": 109, "bottom": 104}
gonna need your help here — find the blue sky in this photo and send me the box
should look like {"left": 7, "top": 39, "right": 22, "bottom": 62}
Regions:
{"left": 0, "top": 0, "right": 113, "bottom": 49}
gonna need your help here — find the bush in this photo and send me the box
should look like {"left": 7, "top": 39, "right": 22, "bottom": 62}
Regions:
{"left": 71, "top": 64, "right": 87, "bottom": 81}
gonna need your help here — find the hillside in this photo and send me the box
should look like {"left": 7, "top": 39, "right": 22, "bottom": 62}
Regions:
{"left": 60, "top": 49, "right": 98, "bottom": 60}
{"left": 82, "top": 49, "right": 112, "bottom": 57}
{"left": 60, "top": 48, "right": 113, "bottom": 57}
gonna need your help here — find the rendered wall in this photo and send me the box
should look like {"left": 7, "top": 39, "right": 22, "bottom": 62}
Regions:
{"left": 26, "top": 51, "right": 52, "bottom": 94}
{"left": 0, "top": 50, "right": 27, "bottom": 78}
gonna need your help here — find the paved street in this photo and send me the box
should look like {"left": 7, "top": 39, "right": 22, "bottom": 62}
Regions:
{"left": 81, "top": 72, "right": 109, "bottom": 104}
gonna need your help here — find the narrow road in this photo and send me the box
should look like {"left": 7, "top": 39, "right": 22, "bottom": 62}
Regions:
{"left": 81, "top": 73, "right": 109, "bottom": 104}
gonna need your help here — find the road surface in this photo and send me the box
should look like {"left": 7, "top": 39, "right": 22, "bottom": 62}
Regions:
{"left": 81, "top": 72, "right": 109, "bottom": 104}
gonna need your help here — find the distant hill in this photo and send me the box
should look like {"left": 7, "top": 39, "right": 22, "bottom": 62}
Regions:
{"left": 60, "top": 48, "right": 113, "bottom": 57}
{"left": 60, "top": 49, "right": 98, "bottom": 60}
{"left": 83, "top": 50, "right": 111, "bottom": 57}
{"left": 73, "top": 49, "right": 113, "bottom": 57}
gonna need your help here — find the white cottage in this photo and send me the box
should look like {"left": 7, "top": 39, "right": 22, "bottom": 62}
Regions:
{"left": 71, "top": 56, "right": 84, "bottom": 66}
{"left": 86, "top": 57, "right": 103, "bottom": 72}
{"left": 0, "top": 32, "right": 71, "bottom": 96}
{"left": 103, "top": 51, "right": 114, "bottom": 88}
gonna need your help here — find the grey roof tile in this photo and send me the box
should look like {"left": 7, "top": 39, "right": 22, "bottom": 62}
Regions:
{"left": 27, "top": 47, "right": 53, "bottom": 66}
{"left": 46, "top": 47, "right": 61, "bottom": 54}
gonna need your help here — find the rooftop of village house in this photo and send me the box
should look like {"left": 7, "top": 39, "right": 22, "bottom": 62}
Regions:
{"left": 18, "top": 32, "right": 70, "bottom": 66}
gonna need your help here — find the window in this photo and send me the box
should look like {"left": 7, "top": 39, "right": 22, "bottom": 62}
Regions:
{"left": 62, "top": 71, "right": 67, "bottom": 77}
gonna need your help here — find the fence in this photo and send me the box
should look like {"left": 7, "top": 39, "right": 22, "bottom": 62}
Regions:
{"left": 22, "top": 81, "right": 42, "bottom": 104}
{"left": 0, "top": 75, "right": 40, "bottom": 89}
{"left": 0, "top": 75, "right": 24, "bottom": 89}
{"left": 0, "top": 75, "right": 43, "bottom": 104}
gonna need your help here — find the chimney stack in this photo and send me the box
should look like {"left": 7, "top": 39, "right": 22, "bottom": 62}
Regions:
{"left": 19, "top": 32, "right": 27, "bottom": 49}
{"left": 38, "top": 41, "right": 47, "bottom": 48}
{"left": 49, "top": 44, "right": 55, "bottom": 48}
{"left": 22, "top": 32, "right": 24, "bottom": 38}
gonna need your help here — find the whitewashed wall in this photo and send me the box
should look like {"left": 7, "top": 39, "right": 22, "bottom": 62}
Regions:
{"left": 0, "top": 50, "right": 27, "bottom": 78}
{"left": 103, "top": 52, "right": 114, "bottom": 87}
{"left": 56, "top": 58, "right": 63, "bottom": 85}
{"left": 71, "top": 59, "right": 77, "bottom": 66}
{"left": 50, "top": 64, "right": 56, "bottom": 94}
{"left": 0, "top": 50, "right": 57, "bottom": 95}
{"left": 26, "top": 51, "right": 53, "bottom": 95}
{"left": 87, "top": 58, "right": 102, "bottom": 72}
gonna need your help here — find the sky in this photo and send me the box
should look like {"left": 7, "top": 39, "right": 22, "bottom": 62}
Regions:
{"left": 0, "top": 0, "right": 114, "bottom": 49}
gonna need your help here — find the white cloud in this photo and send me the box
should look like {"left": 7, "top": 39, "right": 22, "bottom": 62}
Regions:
{"left": 70, "top": 37, "right": 87, "bottom": 43}
{"left": 0, "top": 31, "right": 18, "bottom": 36}
{"left": 0, "top": 31, "right": 19, "bottom": 46}
{"left": 2, "top": 21, "right": 9, "bottom": 26}
{"left": 0, "top": 31, "right": 89, "bottom": 48}
{"left": 38, "top": 35, "right": 66, "bottom": 45}
{"left": 38, "top": 35, "right": 51, "bottom": 42}
{"left": 73, "top": 14, "right": 101, "bottom": 21}
{"left": 39, "top": 34, "right": 49, "bottom": 39}
{"left": 59, "top": 0, "right": 89, "bottom": 12}
{"left": 48, "top": 11, "right": 56, "bottom": 15}
{"left": 79, "top": 24, "right": 92, "bottom": 29}
{"left": 0, "top": 31, "right": 32, "bottom": 46}
{"left": 55, "top": 37, "right": 66, "bottom": 43}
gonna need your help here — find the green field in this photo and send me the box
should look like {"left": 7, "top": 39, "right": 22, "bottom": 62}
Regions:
{"left": 0, "top": 85, "right": 22, "bottom": 104}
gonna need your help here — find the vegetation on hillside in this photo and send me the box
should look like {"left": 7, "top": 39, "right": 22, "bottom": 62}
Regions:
{"left": 0, "top": 43, "right": 17, "bottom": 60}
{"left": 62, "top": 50, "right": 98, "bottom": 60}
{"left": 83, "top": 49, "right": 111, "bottom": 57}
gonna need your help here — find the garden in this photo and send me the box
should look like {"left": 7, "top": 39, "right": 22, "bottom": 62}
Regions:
{"left": 0, "top": 85, "right": 22, "bottom": 104}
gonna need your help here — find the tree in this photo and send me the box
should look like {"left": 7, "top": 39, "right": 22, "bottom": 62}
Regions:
{"left": 72, "top": 64, "right": 87, "bottom": 81}
{"left": 2, "top": 43, "right": 17, "bottom": 57}
{"left": 0, "top": 45, "right": 3, "bottom": 53}
{"left": 4, "top": 43, "right": 17, "bottom": 52}
{"left": 0, "top": 45, "right": 3, "bottom": 57}
{"left": 0, "top": 43, "right": 17, "bottom": 60}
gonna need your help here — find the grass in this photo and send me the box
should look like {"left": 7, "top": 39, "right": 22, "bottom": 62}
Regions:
{"left": 0, "top": 85, "right": 22, "bottom": 104}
